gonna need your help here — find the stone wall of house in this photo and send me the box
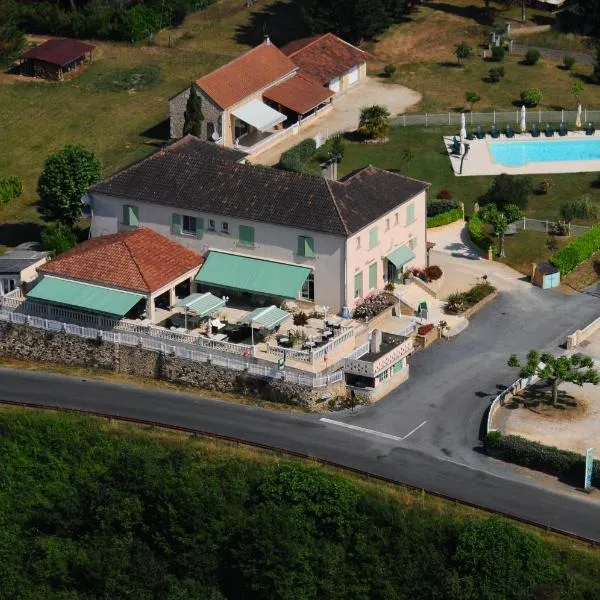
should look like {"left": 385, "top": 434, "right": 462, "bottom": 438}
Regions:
{"left": 169, "top": 86, "right": 223, "bottom": 140}
{"left": 0, "top": 322, "right": 344, "bottom": 411}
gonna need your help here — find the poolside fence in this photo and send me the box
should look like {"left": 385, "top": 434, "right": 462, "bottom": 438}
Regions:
{"left": 393, "top": 110, "right": 600, "bottom": 128}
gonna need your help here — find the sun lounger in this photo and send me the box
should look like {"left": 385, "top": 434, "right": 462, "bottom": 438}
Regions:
{"left": 530, "top": 123, "right": 541, "bottom": 137}
{"left": 466, "top": 128, "right": 475, "bottom": 141}
{"left": 544, "top": 123, "right": 554, "bottom": 137}
{"left": 490, "top": 126, "right": 500, "bottom": 138}
{"left": 505, "top": 124, "right": 514, "bottom": 138}
{"left": 586, "top": 122, "right": 595, "bottom": 135}
{"left": 558, "top": 122, "right": 568, "bottom": 136}
{"left": 475, "top": 125, "right": 485, "bottom": 139}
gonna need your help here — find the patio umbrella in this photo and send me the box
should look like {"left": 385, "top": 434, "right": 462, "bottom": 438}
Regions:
{"left": 460, "top": 112, "right": 467, "bottom": 140}
{"left": 520, "top": 104, "right": 527, "bottom": 133}
{"left": 459, "top": 132, "right": 465, "bottom": 156}
{"left": 576, "top": 103, "right": 582, "bottom": 128}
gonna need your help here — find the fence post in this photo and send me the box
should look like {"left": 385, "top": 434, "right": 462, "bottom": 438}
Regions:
{"left": 470, "top": 112, "right": 473, "bottom": 125}
{"left": 425, "top": 113, "right": 428, "bottom": 126}
{"left": 546, "top": 220, "right": 548, "bottom": 233}
{"left": 448, "top": 112, "right": 450, "bottom": 126}
{"left": 585, "top": 108, "right": 587, "bottom": 122}
{"left": 403, "top": 114, "right": 406, "bottom": 126}
{"left": 561, "top": 109, "right": 564, "bottom": 123}
{"left": 568, "top": 222, "right": 571, "bottom": 237}
{"left": 493, "top": 110, "right": 496, "bottom": 124}
{"left": 539, "top": 110, "right": 541, "bottom": 123}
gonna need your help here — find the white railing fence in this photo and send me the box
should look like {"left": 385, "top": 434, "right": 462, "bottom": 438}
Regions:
{"left": 517, "top": 217, "right": 592, "bottom": 237}
{"left": 0, "top": 310, "right": 342, "bottom": 389}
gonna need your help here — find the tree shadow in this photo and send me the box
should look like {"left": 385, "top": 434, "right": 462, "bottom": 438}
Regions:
{"left": 438, "top": 61, "right": 463, "bottom": 68}
{"left": 140, "top": 118, "right": 170, "bottom": 142}
{"left": 573, "top": 71, "right": 595, "bottom": 85}
{"left": 234, "top": 0, "right": 311, "bottom": 47}
{"left": 0, "top": 222, "right": 43, "bottom": 247}
{"left": 424, "top": 2, "right": 496, "bottom": 26}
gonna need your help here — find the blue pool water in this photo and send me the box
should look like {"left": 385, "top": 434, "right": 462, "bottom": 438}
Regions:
{"left": 489, "top": 138, "right": 600, "bottom": 167}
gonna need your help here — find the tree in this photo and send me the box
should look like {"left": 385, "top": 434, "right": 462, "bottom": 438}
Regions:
{"left": 480, "top": 203, "right": 522, "bottom": 258}
{"left": 487, "top": 66, "right": 505, "bottom": 83}
{"left": 40, "top": 221, "right": 77, "bottom": 256}
{"left": 328, "top": 135, "right": 345, "bottom": 164}
{"left": 508, "top": 350, "right": 600, "bottom": 405}
{"left": 358, "top": 104, "right": 391, "bottom": 140}
{"left": 183, "top": 84, "right": 204, "bottom": 137}
{"left": 524, "top": 48, "right": 540, "bottom": 65}
{"left": 571, "top": 81, "right": 584, "bottom": 106}
{"left": 0, "top": 0, "right": 25, "bottom": 64}
{"left": 563, "top": 55, "right": 576, "bottom": 70}
{"left": 465, "top": 90, "right": 481, "bottom": 111}
{"left": 37, "top": 145, "right": 102, "bottom": 228}
{"left": 479, "top": 173, "right": 532, "bottom": 210}
{"left": 383, "top": 63, "right": 397, "bottom": 78}
{"left": 560, "top": 195, "right": 598, "bottom": 221}
{"left": 520, "top": 87, "right": 543, "bottom": 107}
{"left": 455, "top": 42, "right": 472, "bottom": 66}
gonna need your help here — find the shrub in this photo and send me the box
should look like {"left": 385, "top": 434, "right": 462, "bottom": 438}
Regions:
{"left": 384, "top": 281, "right": 395, "bottom": 292}
{"left": 525, "top": 48, "right": 541, "bottom": 65}
{"left": 484, "top": 432, "right": 600, "bottom": 487}
{"left": 427, "top": 198, "right": 459, "bottom": 216}
{"left": 447, "top": 283, "right": 495, "bottom": 313}
{"left": 383, "top": 63, "right": 396, "bottom": 78}
{"left": 40, "top": 221, "right": 77, "bottom": 256}
{"left": 358, "top": 105, "right": 391, "bottom": 140}
{"left": 446, "top": 292, "right": 468, "bottom": 314}
{"left": 520, "top": 87, "right": 543, "bottom": 107}
{"left": 417, "top": 324, "right": 434, "bottom": 336}
{"left": 559, "top": 195, "right": 598, "bottom": 221}
{"left": 436, "top": 188, "right": 452, "bottom": 200}
{"left": 466, "top": 282, "right": 495, "bottom": 303}
{"left": 424, "top": 265, "right": 443, "bottom": 281}
{"left": 479, "top": 173, "right": 532, "bottom": 210}
{"left": 279, "top": 139, "right": 317, "bottom": 173}
{"left": 491, "top": 45, "right": 505, "bottom": 61}
{"left": 487, "top": 66, "right": 505, "bottom": 82}
{"left": 0, "top": 175, "right": 23, "bottom": 204}
{"left": 292, "top": 311, "right": 308, "bottom": 326}
{"left": 427, "top": 208, "right": 463, "bottom": 228}
{"left": 551, "top": 222, "right": 600, "bottom": 275}
{"left": 563, "top": 55, "right": 576, "bottom": 70}
{"left": 538, "top": 177, "right": 553, "bottom": 194}
{"left": 352, "top": 291, "right": 396, "bottom": 319}
{"left": 467, "top": 213, "right": 491, "bottom": 251}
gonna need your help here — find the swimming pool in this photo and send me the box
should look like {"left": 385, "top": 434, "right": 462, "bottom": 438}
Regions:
{"left": 489, "top": 138, "right": 600, "bottom": 167}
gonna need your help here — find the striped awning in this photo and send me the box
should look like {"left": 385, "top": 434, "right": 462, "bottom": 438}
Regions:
{"left": 240, "top": 305, "right": 291, "bottom": 330}
{"left": 173, "top": 292, "right": 225, "bottom": 318}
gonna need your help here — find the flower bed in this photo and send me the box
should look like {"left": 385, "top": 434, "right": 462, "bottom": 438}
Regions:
{"left": 445, "top": 282, "right": 496, "bottom": 314}
{"left": 352, "top": 291, "right": 397, "bottom": 320}
{"left": 409, "top": 265, "right": 443, "bottom": 283}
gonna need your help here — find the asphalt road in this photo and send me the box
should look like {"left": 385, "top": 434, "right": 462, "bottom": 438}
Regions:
{"left": 2, "top": 363, "right": 600, "bottom": 542}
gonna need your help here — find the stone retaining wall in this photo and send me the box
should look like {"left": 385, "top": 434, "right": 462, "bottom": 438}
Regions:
{"left": 462, "top": 290, "right": 498, "bottom": 319}
{"left": 0, "top": 322, "right": 345, "bottom": 411}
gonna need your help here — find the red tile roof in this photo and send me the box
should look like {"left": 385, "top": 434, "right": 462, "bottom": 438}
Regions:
{"left": 40, "top": 228, "right": 203, "bottom": 294}
{"left": 263, "top": 72, "right": 333, "bottom": 114}
{"left": 195, "top": 41, "right": 296, "bottom": 109}
{"left": 21, "top": 38, "right": 95, "bottom": 67}
{"left": 282, "top": 33, "right": 368, "bottom": 85}
{"left": 280, "top": 35, "right": 323, "bottom": 56}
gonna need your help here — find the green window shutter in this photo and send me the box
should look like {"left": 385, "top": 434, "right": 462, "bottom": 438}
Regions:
{"left": 407, "top": 204, "right": 415, "bottom": 225}
{"left": 122, "top": 205, "right": 130, "bottom": 225}
{"left": 369, "top": 227, "right": 378, "bottom": 249}
{"left": 369, "top": 262, "right": 377, "bottom": 289}
{"left": 297, "top": 236, "right": 305, "bottom": 257}
{"left": 171, "top": 213, "right": 182, "bottom": 235}
{"left": 409, "top": 236, "right": 417, "bottom": 250}
{"left": 393, "top": 359, "right": 403, "bottom": 374}
{"left": 354, "top": 272, "right": 362, "bottom": 297}
{"left": 129, "top": 205, "right": 139, "bottom": 227}
{"left": 195, "top": 217, "right": 204, "bottom": 239}
{"left": 304, "top": 236, "right": 315, "bottom": 258}
{"left": 239, "top": 225, "right": 255, "bottom": 245}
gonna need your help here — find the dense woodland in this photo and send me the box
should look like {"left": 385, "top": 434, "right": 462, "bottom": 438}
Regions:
{"left": 1, "top": 409, "right": 600, "bottom": 600}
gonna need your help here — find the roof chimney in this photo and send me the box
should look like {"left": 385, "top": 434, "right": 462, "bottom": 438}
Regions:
{"left": 370, "top": 329, "right": 382, "bottom": 354}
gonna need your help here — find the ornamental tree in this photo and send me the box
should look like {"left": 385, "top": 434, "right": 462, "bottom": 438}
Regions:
{"left": 508, "top": 350, "right": 600, "bottom": 405}
{"left": 465, "top": 90, "right": 481, "bottom": 111}
{"left": 479, "top": 173, "right": 532, "bottom": 210}
{"left": 183, "top": 83, "right": 204, "bottom": 137}
{"left": 455, "top": 42, "right": 472, "bottom": 66}
{"left": 479, "top": 203, "right": 521, "bottom": 258}
{"left": 37, "top": 144, "right": 101, "bottom": 228}
{"left": 358, "top": 104, "right": 391, "bottom": 140}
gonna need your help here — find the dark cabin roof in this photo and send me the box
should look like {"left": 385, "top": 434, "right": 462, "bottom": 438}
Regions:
{"left": 91, "top": 136, "right": 429, "bottom": 237}
{"left": 21, "top": 38, "right": 95, "bottom": 67}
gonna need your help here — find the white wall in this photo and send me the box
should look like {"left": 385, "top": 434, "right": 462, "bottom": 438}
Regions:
{"left": 91, "top": 193, "right": 347, "bottom": 311}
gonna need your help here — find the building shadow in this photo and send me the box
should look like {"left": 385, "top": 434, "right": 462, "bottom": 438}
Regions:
{"left": 141, "top": 118, "right": 170, "bottom": 142}
{"left": 423, "top": 2, "right": 496, "bottom": 25}
{"left": 234, "top": 0, "right": 311, "bottom": 47}
{"left": 0, "top": 222, "right": 43, "bottom": 247}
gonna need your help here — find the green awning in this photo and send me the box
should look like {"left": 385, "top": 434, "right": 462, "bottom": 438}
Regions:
{"left": 387, "top": 245, "right": 416, "bottom": 269}
{"left": 173, "top": 292, "right": 225, "bottom": 318}
{"left": 196, "top": 252, "right": 311, "bottom": 299}
{"left": 240, "top": 305, "right": 291, "bottom": 330}
{"left": 27, "top": 276, "right": 144, "bottom": 317}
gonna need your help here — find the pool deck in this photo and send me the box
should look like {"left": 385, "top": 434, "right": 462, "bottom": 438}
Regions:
{"left": 445, "top": 130, "right": 600, "bottom": 176}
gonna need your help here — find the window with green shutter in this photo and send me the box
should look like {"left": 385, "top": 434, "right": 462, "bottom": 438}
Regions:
{"left": 239, "top": 225, "right": 255, "bottom": 246}
{"left": 297, "top": 236, "right": 315, "bottom": 258}
{"left": 171, "top": 213, "right": 182, "bottom": 235}
{"left": 369, "top": 227, "right": 378, "bottom": 249}
{"left": 354, "top": 271, "right": 363, "bottom": 298}
{"left": 409, "top": 236, "right": 417, "bottom": 250}
{"left": 406, "top": 204, "right": 415, "bottom": 225}
{"left": 369, "top": 262, "right": 377, "bottom": 289}
{"left": 123, "top": 205, "right": 139, "bottom": 227}
{"left": 195, "top": 217, "right": 204, "bottom": 239}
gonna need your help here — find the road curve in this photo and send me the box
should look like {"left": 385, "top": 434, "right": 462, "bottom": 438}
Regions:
{"left": 1, "top": 367, "right": 599, "bottom": 543}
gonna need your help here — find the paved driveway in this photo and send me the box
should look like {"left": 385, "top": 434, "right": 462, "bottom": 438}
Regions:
{"left": 252, "top": 78, "right": 421, "bottom": 165}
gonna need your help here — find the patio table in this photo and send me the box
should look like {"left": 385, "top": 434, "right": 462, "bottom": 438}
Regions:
{"left": 322, "top": 330, "right": 332, "bottom": 338}
{"left": 278, "top": 337, "right": 289, "bottom": 345}
{"left": 304, "top": 341, "right": 316, "bottom": 349}
{"left": 212, "top": 333, "right": 228, "bottom": 342}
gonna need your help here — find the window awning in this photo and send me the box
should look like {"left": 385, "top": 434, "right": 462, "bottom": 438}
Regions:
{"left": 196, "top": 252, "right": 311, "bottom": 299}
{"left": 173, "top": 292, "right": 225, "bottom": 318}
{"left": 387, "top": 246, "right": 416, "bottom": 269}
{"left": 27, "top": 276, "right": 144, "bottom": 317}
{"left": 240, "top": 305, "right": 291, "bottom": 330}
{"left": 232, "top": 99, "right": 287, "bottom": 132}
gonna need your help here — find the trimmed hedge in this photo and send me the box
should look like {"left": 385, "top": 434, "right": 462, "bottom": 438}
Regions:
{"left": 279, "top": 139, "right": 317, "bottom": 173}
{"left": 467, "top": 213, "right": 491, "bottom": 251}
{"left": 427, "top": 207, "right": 463, "bottom": 228}
{"left": 427, "top": 198, "right": 459, "bottom": 217}
{"left": 485, "top": 432, "right": 599, "bottom": 488}
{"left": 550, "top": 222, "right": 600, "bottom": 275}
{"left": 0, "top": 176, "right": 23, "bottom": 204}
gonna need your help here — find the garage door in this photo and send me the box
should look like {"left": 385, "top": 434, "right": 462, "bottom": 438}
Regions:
{"left": 329, "top": 77, "right": 340, "bottom": 93}
{"left": 347, "top": 65, "right": 360, "bottom": 85}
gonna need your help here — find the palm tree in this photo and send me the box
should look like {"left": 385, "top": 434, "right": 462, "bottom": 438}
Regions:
{"left": 358, "top": 105, "right": 391, "bottom": 140}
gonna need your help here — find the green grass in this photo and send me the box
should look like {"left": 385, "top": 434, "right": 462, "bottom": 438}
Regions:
{"left": 515, "top": 30, "right": 596, "bottom": 54}
{"left": 88, "top": 64, "right": 163, "bottom": 92}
